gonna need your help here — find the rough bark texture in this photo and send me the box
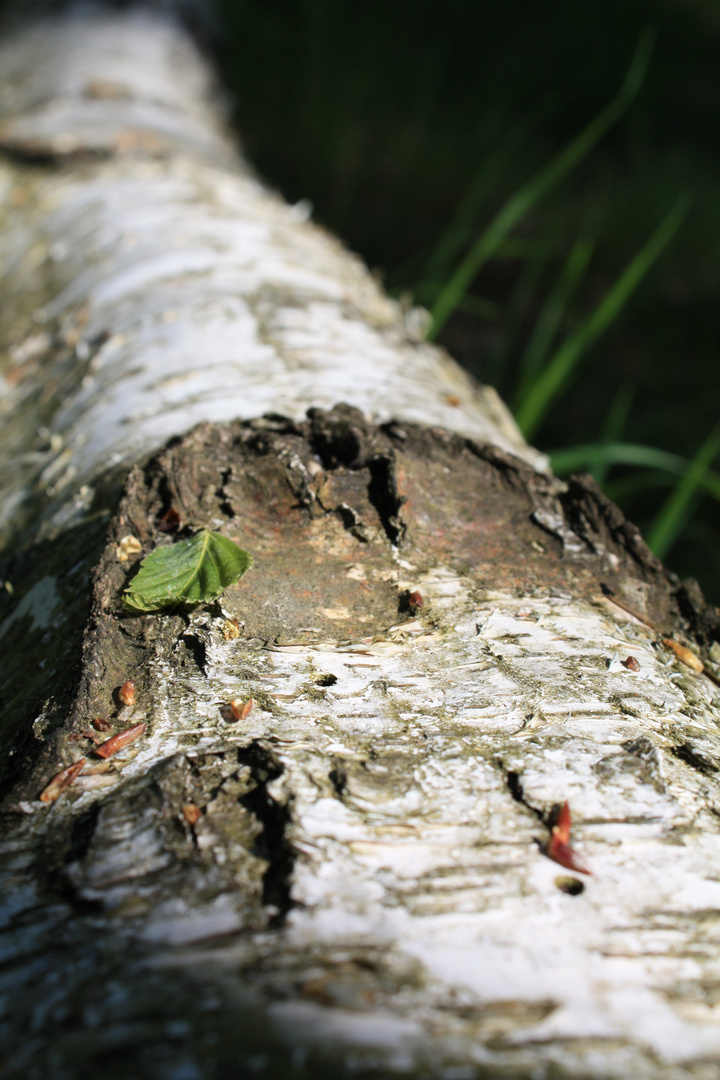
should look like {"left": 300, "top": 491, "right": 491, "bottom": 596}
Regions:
{"left": 2, "top": 7, "right": 720, "bottom": 1080}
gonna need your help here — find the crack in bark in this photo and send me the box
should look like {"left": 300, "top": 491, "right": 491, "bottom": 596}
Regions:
{"left": 307, "top": 405, "right": 406, "bottom": 546}
{"left": 498, "top": 762, "right": 558, "bottom": 855}
{"left": 501, "top": 766, "right": 546, "bottom": 825}
{"left": 328, "top": 765, "right": 347, "bottom": 800}
{"left": 366, "top": 453, "right": 405, "bottom": 547}
{"left": 178, "top": 628, "right": 208, "bottom": 676}
{"left": 671, "top": 741, "right": 719, "bottom": 776}
{"left": 676, "top": 576, "right": 720, "bottom": 646}
{"left": 237, "top": 741, "right": 295, "bottom": 927}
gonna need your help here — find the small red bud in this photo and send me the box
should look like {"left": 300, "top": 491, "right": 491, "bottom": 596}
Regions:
{"left": 118, "top": 680, "right": 136, "bottom": 706}
{"left": 229, "top": 698, "right": 254, "bottom": 722}
{"left": 545, "top": 801, "right": 592, "bottom": 876}
{"left": 94, "top": 721, "right": 146, "bottom": 759}
{"left": 182, "top": 803, "right": 202, "bottom": 826}
{"left": 39, "top": 758, "right": 86, "bottom": 803}
{"left": 158, "top": 507, "right": 181, "bottom": 533}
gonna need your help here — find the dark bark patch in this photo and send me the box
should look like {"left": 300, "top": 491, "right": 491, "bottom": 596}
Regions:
{"left": 0, "top": 503, "right": 113, "bottom": 799}
{"left": 67, "top": 802, "right": 101, "bottom": 864}
{"left": 39, "top": 748, "right": 290, "bottom": 930}
{"left": 92, "top": 407, "right": 694, "bottom": 660}
{"left": 670, "top": 741, "right": 720, "bottom": 776}
{"left": 314, "top": 673, "right": 337, "bottom": 687}
{"left": 307, "top": 403, "right": 384, "bottom": 468}
{"left": 178, "top": 629, "right": 207, "bottom": 675}
{"left": 555, "top": 875, "right": 585, "bottom": 896}
{"left": 500, "top": 765, "right": 546, "bottom": 824}
{"left": 328, "top": 765, "right": 347, "bottom": 798}
{"left": 505, "top": 769, "right": 527, "bottom": 807}
{"left": 676, "top": 576, "right": 720, "bottom": 646}
{"left": 237, "top": 742, "right": 294, "bottom": 926}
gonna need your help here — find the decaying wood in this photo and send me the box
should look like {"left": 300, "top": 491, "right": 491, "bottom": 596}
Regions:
{"left": 2, "top": 6, "right": 720, "bottom": 1079}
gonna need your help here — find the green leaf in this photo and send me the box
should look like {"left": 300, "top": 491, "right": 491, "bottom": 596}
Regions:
{"left": 549, "top": 440, "right": 720, "bottom": 505}
{"left": 515, "top": 194, "right": 690, "bottom": 440}
{"left": 512, "top": 237, "right": 594, "bottom": 407}
{"left": 124, "top": 530, "right": 253, "bottom": 612}
{"left": 648, "top": 422, "right": 720, "bottom": 560}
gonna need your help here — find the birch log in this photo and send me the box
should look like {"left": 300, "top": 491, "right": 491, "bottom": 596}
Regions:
{"left": 2, "top": 7, "right": 720, "bottom": 1079}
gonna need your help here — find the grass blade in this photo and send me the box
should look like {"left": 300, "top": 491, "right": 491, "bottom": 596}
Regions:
{"left": 590, "top": 382, "right": 636, "bottom": 485}
{"left": 515, "top": 195, "right": 689, "bottom": 440}
{"left": 513, "top": 237, "right": 594, "bottom": 405}
{"left": 604, "top": 471, "right": 683, "bottom": 501}
{"left": 483, "top": 255, "right": 549, "bottom": 388}
{"left": 550, "top": 441, "right": 689, "bottom": 476}
{"left": 648, "top": 422, "right": 720, "bottom": 559}
{"left": 422, "top": 135, "right": 524, "bottom": 286}
{"left": 427, "top": 28, "right": 655, "bottom": 339}
{"left": 550, "top": 440, "right": 720, "bottom": 502}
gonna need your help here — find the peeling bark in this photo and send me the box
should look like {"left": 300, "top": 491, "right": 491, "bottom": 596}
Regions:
{"left": 2, "top": 7, "right": 720, "bottom": 1080}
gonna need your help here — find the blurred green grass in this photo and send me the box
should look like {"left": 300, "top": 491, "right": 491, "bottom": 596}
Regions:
{"left": 220, "top": 0, "right": 720, "bottom": 603}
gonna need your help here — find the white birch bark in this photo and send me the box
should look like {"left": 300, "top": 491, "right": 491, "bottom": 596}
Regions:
{"left": 2, "top": 8, "right": 720, "bottom": 1080}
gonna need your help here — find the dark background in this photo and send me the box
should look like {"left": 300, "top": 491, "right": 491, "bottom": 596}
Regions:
{"left": 218, "top": 0, "right": 720, "bottom": 604}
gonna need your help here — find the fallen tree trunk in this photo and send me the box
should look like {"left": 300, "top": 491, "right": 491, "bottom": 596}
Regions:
{"left": 2, "top": 6, "right": 720, "bottom": 1079}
